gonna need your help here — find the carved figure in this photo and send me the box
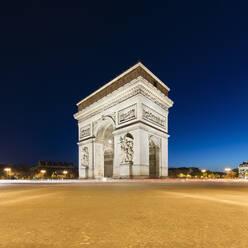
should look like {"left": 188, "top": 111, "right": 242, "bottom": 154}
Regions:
{"left": 120, "top": 134, "right": 134, "bottom": 163}
{"left": 119, "top": 108, "right": 136, "bottom": 123}
{"left": 81, "top": 146, "right": 89, "bottom": 168}
{"left": 80, "top": 125, "right": 91, "bottom": 139}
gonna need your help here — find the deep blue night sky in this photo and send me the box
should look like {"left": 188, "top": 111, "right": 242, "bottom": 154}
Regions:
{"left": 0, "top": 1, "right": 247, "bottom": 171}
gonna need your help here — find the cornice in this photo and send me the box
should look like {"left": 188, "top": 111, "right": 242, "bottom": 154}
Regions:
{"left": 74, "top": 76, "right": 173, "bottom": 122}
{"left": 138, "top": 77, "right": 173, "bottom": 109}
{"left": 112, "top": 122, "right": 169, "bottom": 139}
{"left": 76, "top": 62, "right": 170, "bottom": 107}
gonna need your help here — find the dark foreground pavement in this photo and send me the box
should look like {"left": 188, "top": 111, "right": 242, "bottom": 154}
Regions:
{"left": 0, "top": 180, "right": 248, "bottom": 248}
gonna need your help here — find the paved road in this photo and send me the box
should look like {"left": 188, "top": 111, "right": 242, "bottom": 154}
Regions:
{"left": 0, "top": 181, "right": 248, "bottom": 248}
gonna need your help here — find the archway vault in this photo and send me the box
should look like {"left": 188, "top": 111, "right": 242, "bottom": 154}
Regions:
{"left": 95, "top": 117, "right": 115, "bottom": 178}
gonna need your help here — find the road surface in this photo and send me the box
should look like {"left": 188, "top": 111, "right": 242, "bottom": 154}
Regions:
{"left": 0, "top": 180, "right": 248, "bottom": 248}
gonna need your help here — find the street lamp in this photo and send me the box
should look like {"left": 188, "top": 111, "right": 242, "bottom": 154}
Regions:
{"left": 224, "top": 168, "right": 232, "bottom": 179}
{"left": 63, "top": 170, "right": 68, "bottom": 179}
{"left": 201, "top": 169, "right": 207, "bottom": 179}
{"left": 4, "top": 168, "right": 11, "bottom": 179}
{"left": 225, "top": 168, "right": 232, "bottom": 173}
{"left": 40, "top": 169, "right": 46, "bottom": 179}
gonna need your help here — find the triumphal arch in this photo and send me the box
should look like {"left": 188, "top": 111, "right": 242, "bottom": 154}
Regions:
{"left": 74, "top": 62, "right": 173, "bottom": 179}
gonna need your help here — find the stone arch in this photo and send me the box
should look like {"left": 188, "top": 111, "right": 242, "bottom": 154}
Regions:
{"left": 149, "top": 135, "right": 161, "bottom": 178}
{"left": 94, "top": 116, "right": 115, "bottom": 178}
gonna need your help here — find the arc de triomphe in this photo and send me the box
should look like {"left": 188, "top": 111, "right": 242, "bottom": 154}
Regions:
{"left": 74, "top": 62, "right": 173, "bottom": 179}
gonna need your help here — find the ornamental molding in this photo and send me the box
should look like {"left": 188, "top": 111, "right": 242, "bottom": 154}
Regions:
{"left": 77, "top": 138, "right": 94, "bottom": 146}
{"left": 75, "top": 77, "right": 139, "bottom": 118}
{"left": 139, "top": 77, "right": 173, "bottom": 109}
{"left": 75, "top": 76, "right": 173, "bottom": 123}
{"left": 113, "top": 122, "right": 169, "bottom": 138}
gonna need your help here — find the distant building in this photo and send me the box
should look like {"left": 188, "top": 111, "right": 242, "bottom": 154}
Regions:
{"left": 31, "top": 161, "right": 77, "bottom": 179}
{"left": 0, "top": 163, "right": 31, "bottom": 179}
{"left": 238, "top": 161, "right": 248, "bottom": 178}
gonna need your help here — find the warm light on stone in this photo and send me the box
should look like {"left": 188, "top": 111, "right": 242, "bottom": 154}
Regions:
{"left": 74, "top": 62, "right": 173, "bottom": 179}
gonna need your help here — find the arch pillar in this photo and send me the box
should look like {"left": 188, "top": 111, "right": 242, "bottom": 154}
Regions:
{"left": 93, "top": 138, "right": 105, "bottom": 179}
{"left": 78, "top": 138, "right": 94, "bottom": 179}
{"left": 149, "top": 136, "right": 161, "bottom": 178}
{"left": 113, "top": 125, "right": 150, "bottom": 178}
{"left": 160, "top": 136, "right": 168, "bottom": 177}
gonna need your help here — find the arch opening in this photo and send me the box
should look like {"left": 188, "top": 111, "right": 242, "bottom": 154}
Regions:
{"left": 95, "top": 118, "right": 114, "bottom": 178}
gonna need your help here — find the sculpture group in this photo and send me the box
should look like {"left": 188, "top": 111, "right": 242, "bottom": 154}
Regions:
{"left": 120, "top": 134, "right": 134, "bottom": 164}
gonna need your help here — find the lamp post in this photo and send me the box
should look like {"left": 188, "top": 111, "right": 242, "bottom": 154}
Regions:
{"left": 225, "top": 168, "right": 231, "bottom": 173}
{"left": 201, "top": 169, "right": 206, "bottom": 178}
{"left": 4, "top": 168, "right": 11, "bottom": 179}
{"left": 63, "top": 170, "right": 68, "bottom": 179}
{"left": 40, "top": 169, "right": 46, "bottom": 179}
{"left": 224, "top": 168, "right": 232, "bottom": 179}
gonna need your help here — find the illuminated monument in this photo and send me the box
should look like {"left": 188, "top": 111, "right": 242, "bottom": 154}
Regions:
{"left": 74, "top": 62, "right": 173, "bottom": 179}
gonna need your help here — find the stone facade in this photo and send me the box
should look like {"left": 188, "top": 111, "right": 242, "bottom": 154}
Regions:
{"left": 74, "top": 62, "right": 173, "bottom": 179}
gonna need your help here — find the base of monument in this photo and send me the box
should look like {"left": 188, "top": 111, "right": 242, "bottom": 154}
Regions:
{"left": 79, "top": 175, "right": 168, "bottom": 180}
{"left": 112, "top": 175, "right": 151, "bottom": 179}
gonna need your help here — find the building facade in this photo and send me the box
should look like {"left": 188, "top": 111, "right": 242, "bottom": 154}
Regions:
{"left": 238, "top": 161, "right": 248, "bottom": 178}
{"left": 31, "top": 161, "right": 77, "bottom": 179}
{"left": 74, "top": 62, "right": 173, "bottom": 179}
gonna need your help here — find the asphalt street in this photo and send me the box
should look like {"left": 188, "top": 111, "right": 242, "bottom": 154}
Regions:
{"left": 0, "top": 181, "right": 248, "bottom": 248}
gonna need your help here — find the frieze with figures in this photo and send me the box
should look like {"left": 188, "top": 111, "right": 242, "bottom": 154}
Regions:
{"left": 142, "top": 104, "right": 166, "bottom": 128}
{"left": 118, "top": 104, "right": 137, "bottom": 124}
{"left": 80, "top": 124, "right": 91, "bottom": 139}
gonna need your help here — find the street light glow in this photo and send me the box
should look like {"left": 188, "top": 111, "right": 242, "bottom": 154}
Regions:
{"left": 201, "top": 169, "right": 206, "bottom": 173}
{"left": 40, "top": 170, "right": 46, "bottom": 174}
{"left": 4, "top": 168, "right": 11, "bottom": 172}
{"left": 63, "top": 170, "right": 68, "bottom": 175}
{"left": 225, "top": 168, "right": 232, "bottom": 173}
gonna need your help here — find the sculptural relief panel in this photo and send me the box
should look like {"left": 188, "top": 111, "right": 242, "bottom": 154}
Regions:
{"left": 120, "top": 133, "right": 134, "bottom": 164}
{"left": 80, "top": 124, "right": 91, "bottom": 139}
{"left": 118, "top": 104, "right": 137, "bottom": 125}
{"left": 80, "top": 146, "right": 89, "bottom": 168}
{"left": 142, "top": 104, "right": 166, "bottom": 129}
